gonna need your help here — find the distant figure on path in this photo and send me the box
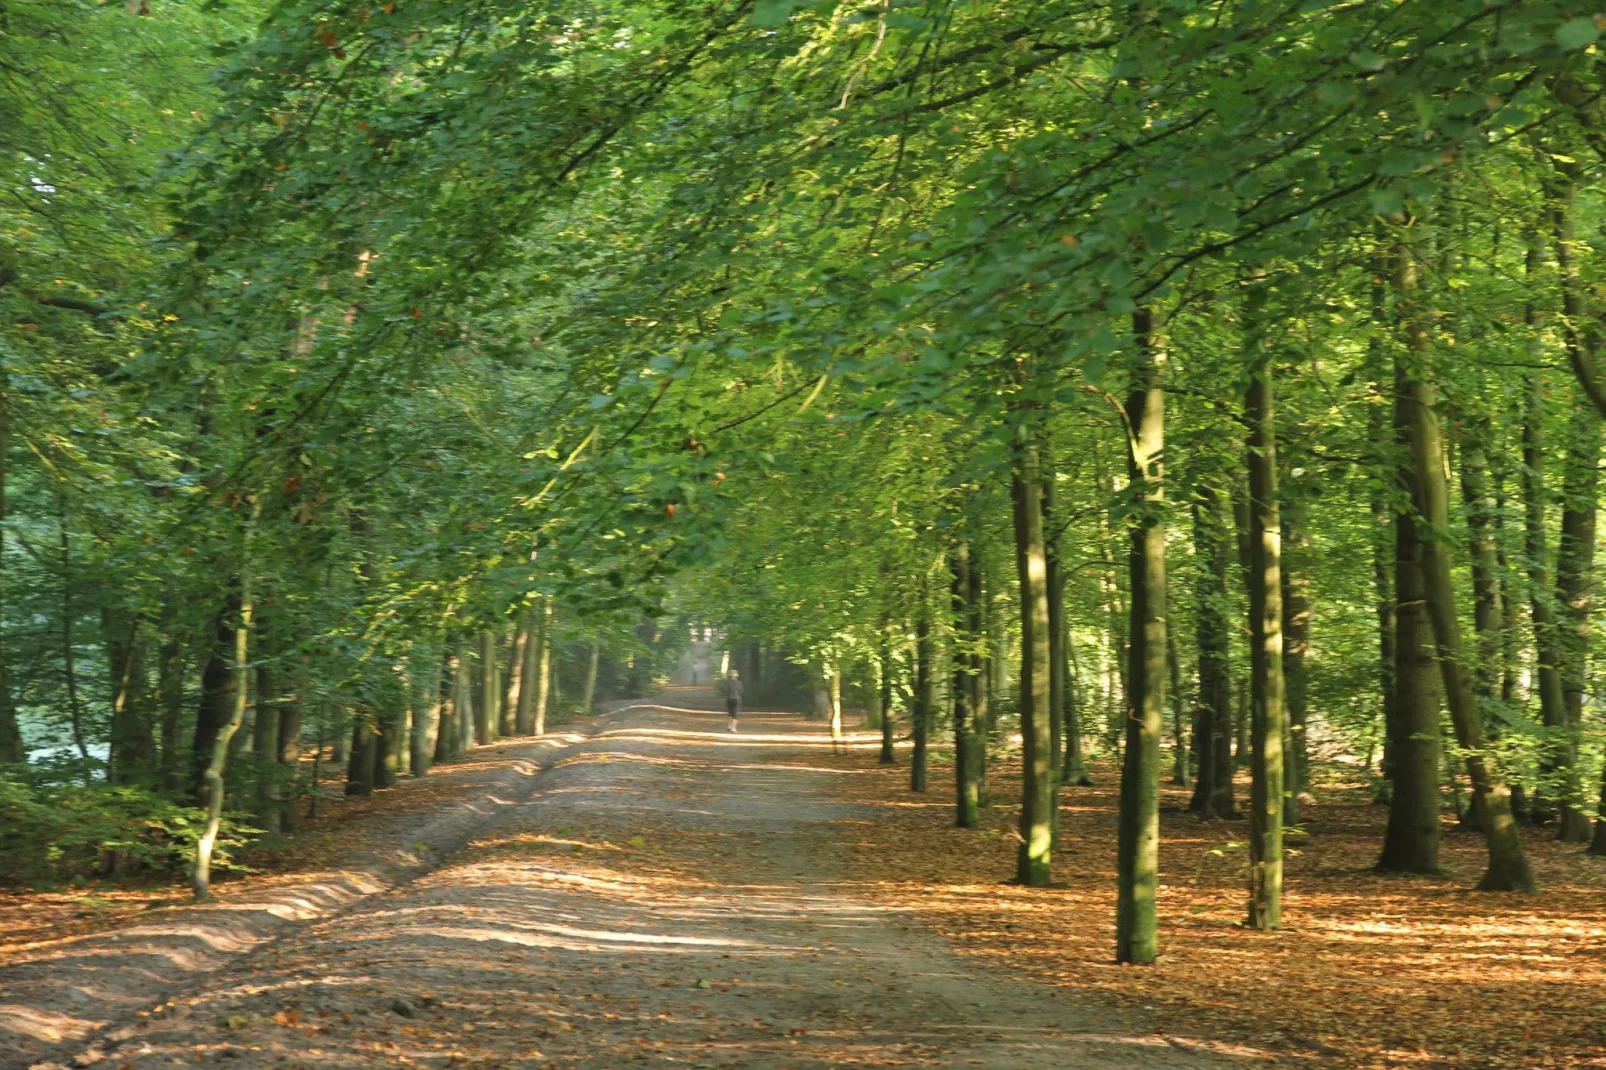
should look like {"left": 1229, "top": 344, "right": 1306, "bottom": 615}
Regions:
{"left": 722, "top": 670, "right": 743, "bottom": 733}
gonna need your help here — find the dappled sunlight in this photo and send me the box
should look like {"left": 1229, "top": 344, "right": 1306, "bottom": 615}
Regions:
{"left": 822, "top": 749, "right": 1606, "bottom": 1068}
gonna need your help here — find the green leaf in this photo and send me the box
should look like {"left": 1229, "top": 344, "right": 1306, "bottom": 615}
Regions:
{"left": 1556, "top": 16, "right": 1600, "bottom": 51}
{"left": 753, "top": 0, "right": 794, "bottom": 27}
{"left": 1368, "top": 187, "right": 1403, "bottom": 217}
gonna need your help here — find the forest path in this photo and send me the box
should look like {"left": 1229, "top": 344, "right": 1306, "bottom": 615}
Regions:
{"left": 20, "top": 690, "right": 1234, "bottom": 1069}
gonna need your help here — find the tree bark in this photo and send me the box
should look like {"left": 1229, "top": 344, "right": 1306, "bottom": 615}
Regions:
{"left": 0, "top": 394, "right": 20, "bottom": 766}
{"left": 951, "top": 540, "right": 980, "bottom": 828}
{"left": 1551, "top": 188, "right": 1599, "bottom": 843}
{"left": 878, "top": 625, "right": 896, "bottom": 765}
{"left": 582, "top": 641, "right": 600, "bottom": 715}
{"left": 254, "top": 654, "right": 282, "bottom": 833}
{"left": 1189, "top": 479, "right": 1235, "bottom": 818}
{"left": 193, "top": 507, "right": 257, "bottom": 901}
{"left": 503, "top": 621, "right": 528, "bottom": 736}
{"left": 1398, "top": 237, "right": 1535, "bottom": 893}
{"left": 1245, "top": 347, "right": 1285, "bottom": 931}
{"left": 477, "top": 630, "right": 497, "bottom": 745}
{"left": 534, "top": 599, "right": 553, "bottom": 734}
{"left": 345, "top": 716, "right": 376, "bottom": 795}
{"left": 1011, "top": 431, "right": 1055, "bottom": 887}
{"left": 1043, "top": 468, "right": 1065, "bottom": 779}
{"left": 192, "top": 597, "right": 240, "bottom": 803}
{"left": 1281, "top": 491, "right": 1311, "bottom": 819}
{"left": 911, "top": 610, "right": 932, "bottom": 793}
{"left": 1116, "top": 307, "right": 1165, "bottom": 961}
{"left": 1378, "top": 267, "right": 1445, "bottom": 873}
{"left": 967, "top": 539, "right": 990, "bottom": 805}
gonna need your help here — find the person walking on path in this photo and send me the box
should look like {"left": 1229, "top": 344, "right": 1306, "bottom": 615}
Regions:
{"left": 722, "top": 670, "right": 743, "bottom": 733}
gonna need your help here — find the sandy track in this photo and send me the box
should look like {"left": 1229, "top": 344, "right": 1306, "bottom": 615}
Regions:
{"left": 11, "top": 691, "right": 1236, "bottom": 1069}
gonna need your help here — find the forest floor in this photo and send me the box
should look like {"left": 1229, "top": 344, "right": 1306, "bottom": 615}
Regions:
{"left": 3, "top": 690, "right": 1227, "bottom": 1070}
{"left": 3, "top": 693, "right": 1602, "bottom": 1069}
{"left": 826, "top": 743, "right": 1606, "bottom": 1069}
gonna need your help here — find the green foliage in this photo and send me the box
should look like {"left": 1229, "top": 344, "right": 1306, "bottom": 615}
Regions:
{"left": 0, "top": 775, "right": 256, "bottom": 886}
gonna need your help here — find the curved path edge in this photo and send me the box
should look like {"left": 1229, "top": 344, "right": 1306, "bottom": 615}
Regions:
{"left": 0, "top": 705, "right": 632, "bottom": 1070}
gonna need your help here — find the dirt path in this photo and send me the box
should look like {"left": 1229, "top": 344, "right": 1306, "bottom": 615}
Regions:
{"left": 13, "top": 691, "right": 1236, "bottom": 1069}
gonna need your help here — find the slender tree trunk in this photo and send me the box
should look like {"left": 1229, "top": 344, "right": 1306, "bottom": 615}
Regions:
{"left": 1551, "top": 192, "right": 1599, "bottom": 843}
{"left": 582, "top": 641, "right": 600, "bottom": 715}
{"left": 503, "top": 621, "right": 528, "bottom": 736}
{"left": 0, "top": 396, "right": 20, "bottom": 765}
{"left": 277, "top": 670, "right": 302, "bottom": 831}
{"left": 1245, "top": 346, "right": 1285, "bottom": 931}
{"left": 105, "top": 611, "right": 153, "bottom": 785}
{"left": 1458, "top": 411, "right": 1502, "bottom": 830}
{"left": 1043, "top": 468, "right": 1065, "bottom": 779}
{"left": 1116, "top": 307, "right": 1166, "bottom": 961}
{"left": 828, "top": 658, "right": 843, "bottom": 742}
{"left": 254, "top": 651, "right": 282, "bottom": 833}
{"left": 413, "top": 646, "right": 443, "bottom": 775}
{"left": 1281, "top": 493, "right": 1311, "bottom": 819}
{"left": 878, "top": 625, "right": 896, "bottom": 765}
{"left": 433, "top": 646, "right": 457, "bottom": 763}
{"left": 193, "top": 598, "right": 240, "bottom": 803}
{"left": 911, "top": 611, "right": 932, "bottom": 792}
{"left": 457, "top": 635, "right": 475, "bottom": 754}
{"left": 1012, "top": 431, "right": 1055, "bottom": 886}
{"left": 534, "top": 599, "right": 553, "bottom": 734}
{"left": 477, "top": 630, "right": 497, "bottom": 745}
{"left": 193, "top": 505, "right": 257, "bottom": 901}
{"left": 57, "top": 508, "right": 91, "bottom": 780}
{"left": 952, "top": 540, "right": 980, "bottom": 828}
{"left": 967, "top": 539, "right": 990, "bottom": 805}
{"left": 1189, "top": 480, "right": 1235, "bottom": 818}
{"left": 1061, "top": 624, "right": 1090, "bottom": 787}
{"left": 155, "top": 612, "right": 186, "bottom": 792}
{"left": 1524, "top": 388, "right": 1569, "bottom": 825}
{"left": 1398, "top": 236, "right": 1535, "bottom": 893}
{"left": 1167, "top": 627, "right": 1188, "bottom": 788}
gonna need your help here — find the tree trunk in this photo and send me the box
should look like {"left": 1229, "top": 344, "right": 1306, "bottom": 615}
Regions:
{"left": 1522, "top": 369, "right": 1570, "bottom": 824}
{"left": 193, "top": 508, "right": 257, "bottom": 901}
{"left": 1189, "top": 479, "right": 1235, "bottom": 818}
{"left": 477, "top": 630, "right": 497, "bottom": 745}
{"left": 1011, "top": 431, "right": 1054, "bottom": 887}
{"left": 434, "top": 646, "right": 458, "bottom": 763}
{"left": 414, "top": 647, "right": 444, "bottom": 775}
{"left": 968, "top": 543, "right": 991, "bottom": 805}
{"left": 1281, "top": 492, "right": 1311, "bottom": 820}
{"left": 1116, "top": 307, "right": 1165, "bottom": 962}
{"left": 951, "top": 540, "right": 980, "bottom": 828}
{"left": 828, "top": 659, "right": 843, "bottom": 741}
{"left": 534, "top": 599, "right": 553, "bottom": 734}
{"left": 345, "top": 716, "right": 376, "bottom": 796}
{"left": 503, "top": 621, "right": 528, "bottom": 736}
{"left": 911, "top": 611, "right": 932, "bottom": 792}
{"left": 1245, "top": 347, "right": 1285, "bottom": 931}
{"left": 1043, "top": 469, "right": 1065, "bottom": 780}
{"left": 878, "top": 625, "right": 896, "bottom": 765}
{"left": 192, "top": 597, "right": 240, "bottom": 803}
{"left": 0, "top": 395, "right": 20, "bottom": 766}
{"left": 105, "top": 610, "right": 153, "bottom": 785}
{"left": 1551, "top": 191, "right": 1599, "bottom": 843}
{"left": 1377, "top": 255, "right": 1445, "bottom": 872}
{"left": 582, "top": 641, "right": 600, "bottom": 715}
{"left": 1167, "top": 626, "right": 1188, "bottom": 788}
{"left": 254, "top": 656, "right": 281, "bottom": 833}
{"left": 1398, "top": 238, "right": 1536, "bottom": 893}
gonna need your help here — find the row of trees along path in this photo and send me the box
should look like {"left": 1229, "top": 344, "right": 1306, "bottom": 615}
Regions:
{"left": 2, "top": 2, "right": 1606, "bottom": 1059}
